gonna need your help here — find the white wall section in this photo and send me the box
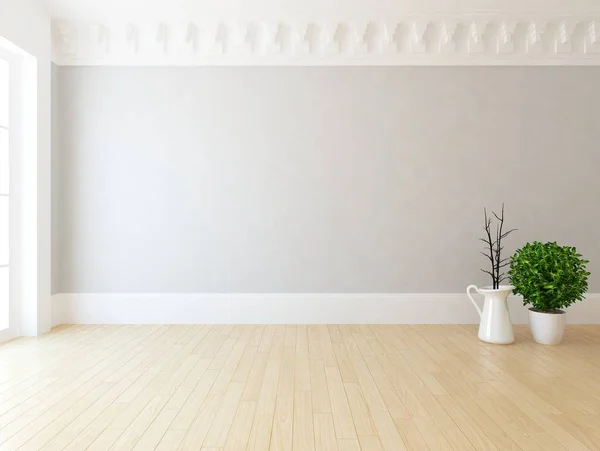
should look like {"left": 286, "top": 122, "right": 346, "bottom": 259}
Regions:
{"left": 38, "top": 0, "right": 600, "bottom": 326}
{"left": 54, "top": 66, "right": 600, "bottom": 295}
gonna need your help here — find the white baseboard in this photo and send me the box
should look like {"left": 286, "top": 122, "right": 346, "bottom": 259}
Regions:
{"left": 51, "top": 293, "right": 600, "bottom": 326}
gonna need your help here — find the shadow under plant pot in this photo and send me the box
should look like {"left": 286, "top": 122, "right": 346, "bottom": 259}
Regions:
{"left": 528, "top": 309, "right": 566, "bottom": 345}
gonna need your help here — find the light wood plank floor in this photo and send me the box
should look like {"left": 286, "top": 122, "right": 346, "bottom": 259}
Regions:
{"left": 1, "top": 325, "right": 600, "bottom": 450}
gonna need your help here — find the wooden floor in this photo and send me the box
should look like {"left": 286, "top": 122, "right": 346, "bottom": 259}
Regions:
{"left": 1, "top": 325, "right": 600, "bottom": 451}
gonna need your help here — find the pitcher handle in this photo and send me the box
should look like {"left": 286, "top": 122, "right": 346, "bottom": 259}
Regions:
{"left": 466, "top": 285, "right": 482, "bottom": 318}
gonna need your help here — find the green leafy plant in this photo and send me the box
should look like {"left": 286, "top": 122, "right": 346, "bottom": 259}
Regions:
{"left": 509, "top": 242, "right": 590, "bottom": 312}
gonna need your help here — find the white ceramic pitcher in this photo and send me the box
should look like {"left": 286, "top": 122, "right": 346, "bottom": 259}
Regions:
{"left": 466, "top": 285, "right": 515, "bottom": 344}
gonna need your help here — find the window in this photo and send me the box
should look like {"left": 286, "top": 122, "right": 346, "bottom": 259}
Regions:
{"left": 0, "top": 38, "right": 39, "bottom": 340}
{"left": 0, "top": 57, "right": 9, "bottom": 331}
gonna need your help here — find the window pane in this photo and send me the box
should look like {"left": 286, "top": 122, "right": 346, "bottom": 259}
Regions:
{"left": 0, "top": 128, "right": 7, "bottom": 194}
{"left": 0, "top": 58, "right": 7, "bottom": 127}
{"left": 0, "top": 267, "right": 7, "bottom": 331}
{"left": 0, "top": 196, "right": 7, "bottom": 266}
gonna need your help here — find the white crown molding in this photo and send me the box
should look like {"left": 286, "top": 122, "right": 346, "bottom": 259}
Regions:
{"left": 51, "top": 293, "right": 600, "bottom": 326}
{"left": 51, "top": 16, "right": 600, "bottom": 66}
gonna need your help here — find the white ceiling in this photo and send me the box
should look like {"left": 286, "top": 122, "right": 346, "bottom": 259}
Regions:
{"left": 40, "top": 0, "right": 600, "bottom": 21}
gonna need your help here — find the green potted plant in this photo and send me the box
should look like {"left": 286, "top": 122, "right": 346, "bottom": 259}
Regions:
{"left": 509, "top": 242, "right": 590, "bottom": 345}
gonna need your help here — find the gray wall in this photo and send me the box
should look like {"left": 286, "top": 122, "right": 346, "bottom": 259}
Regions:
{"left": 52, "top": 66, "right": 600, "bottom": 293}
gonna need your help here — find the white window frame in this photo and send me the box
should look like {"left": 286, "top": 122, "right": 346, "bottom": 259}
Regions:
{"left": 0, "top": 45, "right": 23, "bottom": 343}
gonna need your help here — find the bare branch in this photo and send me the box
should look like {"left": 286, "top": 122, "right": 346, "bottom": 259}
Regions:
{"left": 501, "top": 228, "right": 518, "bottom": 239}
{"left": 481, "top": 207, "right": 496, "bottom": 288}
{"left": 493, "top": 203, "right": 506, "bottom": 289}
{"left": 480, "top": 252, "right": 495, "bottom": 263}
{"left": 479, "top": 203, "right": 514, "bottom": 290}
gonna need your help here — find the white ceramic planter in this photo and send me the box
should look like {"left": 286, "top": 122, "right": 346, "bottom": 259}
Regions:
{"left": 528, "top": 308, "right": 566, "bottom": 345}
{"left": 466, "top": 285, "right": 515, "bottom": 344}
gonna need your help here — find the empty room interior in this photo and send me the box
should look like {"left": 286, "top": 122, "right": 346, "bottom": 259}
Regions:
{"left": 2, "top": 0, "right": 600, "bottom": 449}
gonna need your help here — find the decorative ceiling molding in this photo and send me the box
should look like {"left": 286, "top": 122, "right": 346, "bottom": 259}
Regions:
{"left": 52, "top": 17, "right": 600, "bottom": 66}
